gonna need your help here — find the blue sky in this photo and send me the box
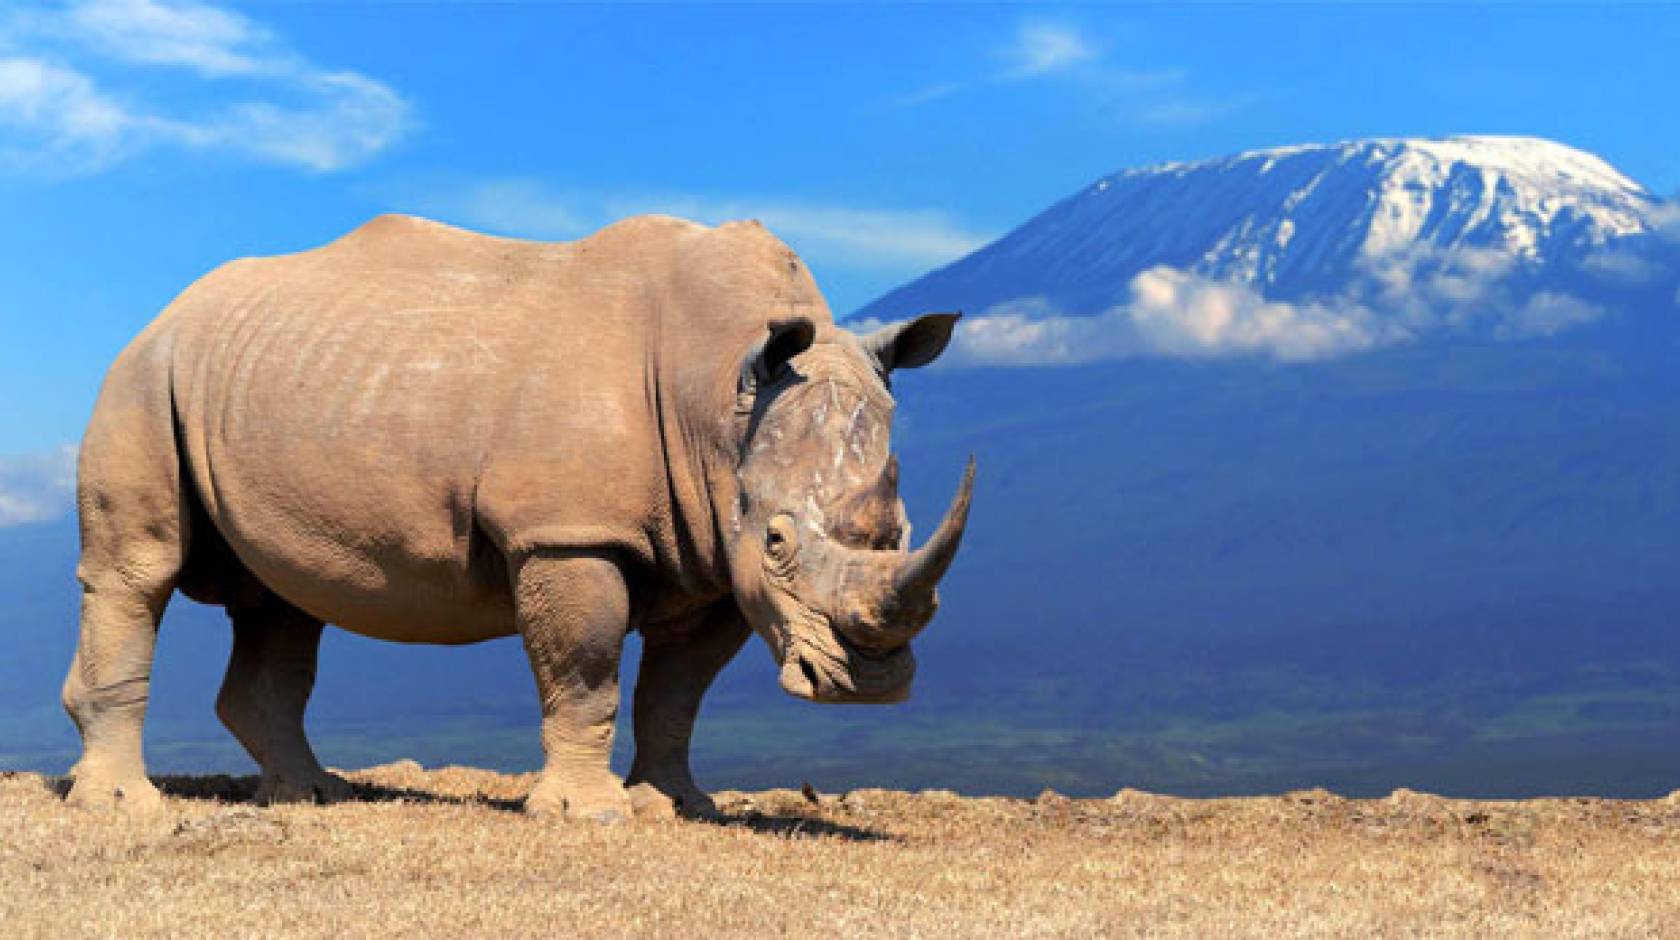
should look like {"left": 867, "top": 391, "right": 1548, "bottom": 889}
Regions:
{"left": 2, "top": 1, "right": 1678, "bottom": 506}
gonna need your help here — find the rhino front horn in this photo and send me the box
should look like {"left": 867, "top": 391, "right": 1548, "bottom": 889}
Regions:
{"left": 892, "top": 457, "right": 976, "bottom": 602}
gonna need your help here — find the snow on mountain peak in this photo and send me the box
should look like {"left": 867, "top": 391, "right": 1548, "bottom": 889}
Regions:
{"left": 858, "top": 135, "right": 1660, "bottom": 327}
{"left": 1224, "top": 135, "right": 1644, "bottom": 199}
{"left": 1228, "top": 136, "right": 1650, "bottom": 265}
{"left": 854, "top": 136, "right": 1680, "bottom": 366}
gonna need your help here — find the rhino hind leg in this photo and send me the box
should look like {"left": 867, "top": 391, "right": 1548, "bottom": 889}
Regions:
{"left": 62, "top": 375, "right": 187, "bottom": 815}
{"left": 62, "top": 570, "right": 174, "bottom": 816}
{"left": 513, "top": 549, "right": 634, "bottom": 822}
{"left": 216, "top": 595, "right": 351, "bottom": 805}
{"left": 628, "top": 605, "right": 751, "bottom": 819}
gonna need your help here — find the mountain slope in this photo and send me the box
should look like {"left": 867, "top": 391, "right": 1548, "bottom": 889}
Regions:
{"left": 858, "top": 135, "right": 1662, "bottom": 322}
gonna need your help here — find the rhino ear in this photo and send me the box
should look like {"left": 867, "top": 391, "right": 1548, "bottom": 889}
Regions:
{"left": 740, "top": 316, "right": 817, "bottom": 394}
{"left": 862, "top": 312, "right": 961, "bottom": 372}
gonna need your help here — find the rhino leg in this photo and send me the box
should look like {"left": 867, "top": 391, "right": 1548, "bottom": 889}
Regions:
{"left": 514, "top": 549, "right": 633, "bottom": 823}
{"left": 62, "top": 379, "right": 185, "bottom": 816}
{"left": 62, "top": 573, "right": 173, "bottom": 816}
{"left": 216, "top": 594, "right": 351, "bottom": 805}
{"left": 628, "top": 605, "right": 751, "bottom": 819}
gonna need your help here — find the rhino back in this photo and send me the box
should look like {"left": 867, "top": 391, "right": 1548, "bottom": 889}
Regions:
{"left": 161, "top": 214, "right": 717, "bottom": 642}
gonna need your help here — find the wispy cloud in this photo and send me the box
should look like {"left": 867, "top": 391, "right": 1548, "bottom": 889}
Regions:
{"left": 891, "top": 21, "right": 1104, "bottom": 106}
{"left": 1002, "top": 22, "right": 1098, "bottom": 78}
{"left": 396, "top": 179, "right": 993, "bottom": 273}
{"left": 0, "top": 444, "right": 75, "bottom": 527}
{"left": 890, "top": 20, "right": 1244, "bottom": 128}
{"left": 54, "top": 0, "right": 282, "bottom": 76}
{"left": 0, "top": 57, "right": 130, "bottom": 166}
{"left": 0, "top": 0, "right": 409, "bottom": 174}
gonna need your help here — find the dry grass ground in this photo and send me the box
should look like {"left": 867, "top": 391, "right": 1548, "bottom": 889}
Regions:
{"left": 4, "top": 762, "right": 1680, "bottom": 938}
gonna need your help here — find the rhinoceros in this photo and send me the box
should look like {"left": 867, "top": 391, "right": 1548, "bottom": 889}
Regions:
{"left": 62, "top": 214, "right": 972, "bottom": 821}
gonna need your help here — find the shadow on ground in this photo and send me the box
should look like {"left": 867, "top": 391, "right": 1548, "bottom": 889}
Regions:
{"left": 710, "top": 810, "right": 891, "bottom": 841}
{"left": 43, "top": 772, "right": 893, "bottom": 841}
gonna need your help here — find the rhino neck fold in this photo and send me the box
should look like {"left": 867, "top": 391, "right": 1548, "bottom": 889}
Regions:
{"left": 641, "top": 332, "right": 735, "bottom": 618}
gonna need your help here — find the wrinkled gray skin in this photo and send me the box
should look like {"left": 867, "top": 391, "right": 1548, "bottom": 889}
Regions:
{"left": 61, "top": 214, "right": 972, "bottom": 821}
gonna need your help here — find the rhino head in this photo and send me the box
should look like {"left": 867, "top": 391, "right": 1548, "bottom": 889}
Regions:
{"left": 725, "top": 313, "right": 972, "bottom": 704}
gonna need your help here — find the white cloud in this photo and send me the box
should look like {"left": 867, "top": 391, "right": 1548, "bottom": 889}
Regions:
{"left": 1355, "top": 246, "right": 1514, "bottom": 321}
{"left": 1347, "top": 245, "right": 1607, "bottom": 338}
{"left": 57, "top": 0, "right": 279, "bottom": 77}
{"left": 0, "top": 444, "right": 76, "bottom": 527}
{"left": 945, "top": 269, "right": 1397, "bottom": 366}
{"left": 399, "top": 179, "right": 993, "bottom": 273}
{"left": 938, "top": 245, "right": 1615, "bottom": 367}
{"left": 1003, "top": 23, "right": 1097, "bottom": 78}
{"left": 0, "top": 57, "right": 132, "bottom": 167}
{"left": 1127, "top": 268, "right": 1395, "bottom": 360}
{"left": 0, "top": 0, "right": 408, "bottom": 174}
{"left": 173, "top": 70, "right": 409, "bottom": 172}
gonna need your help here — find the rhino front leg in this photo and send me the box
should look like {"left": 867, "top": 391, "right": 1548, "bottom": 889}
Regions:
{"left": 628, "top": 605, "right": 751, "bottom": 819}
{"left": 514, "top": 548, "right": 633, "bottom": 822}
{"left": 216, "top": 594, "right": 352, "bottom": 805}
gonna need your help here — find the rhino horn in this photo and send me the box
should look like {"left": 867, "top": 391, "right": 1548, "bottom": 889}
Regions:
{"left": 821, "top": 458, "right": 974, "bottom": 651}
{"left": 891, "top": 457, "right": 975, "bottom": 605}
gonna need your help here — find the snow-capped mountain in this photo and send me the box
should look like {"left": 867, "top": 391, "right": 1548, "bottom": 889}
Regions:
{"left": 858, "top": 136, "right": 1663, "bottom": 322}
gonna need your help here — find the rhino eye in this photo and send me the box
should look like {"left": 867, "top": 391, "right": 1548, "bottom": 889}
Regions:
{"left": 764, "top": 515, "right": 799, "bottom": 566}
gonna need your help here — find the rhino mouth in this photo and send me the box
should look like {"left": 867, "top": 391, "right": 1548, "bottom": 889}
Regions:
{"left": 778, "top": 625, "right": 915, "bottom": 704}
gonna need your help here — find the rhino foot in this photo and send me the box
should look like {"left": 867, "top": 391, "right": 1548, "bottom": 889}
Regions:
{"left": 65, "top": 772, "right": 165, "bottom": 817}
{"left": 525, "top": 775, "right": 633, "bottom": 823}
{"left": 656, "top": 783, "right": 720, "bottom": 820}
{"left": 256, "top": 770, "right": 354, "bottom": 806}
{"left": 678, "top": 792, "right": 722, "bottom": 820}
{"left": 626, "top": 770, "right": 719, "bottom": 820}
